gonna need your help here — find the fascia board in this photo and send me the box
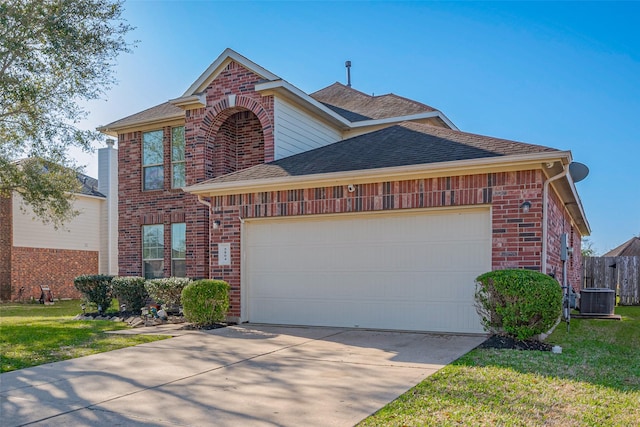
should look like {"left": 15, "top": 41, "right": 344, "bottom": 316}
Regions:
{"left": 256, "top": 80, "right": 352, "bottom": 129}
{"left": 169, "top": 93, "right": 207, "bottom": 109}
{"left": 185, "top": 151, "right": 571, "bottom": 196}
{"left": 183, "top": 48, "right": 280, "bottom": 96}
{"left": 557, "top": 172, "right": 591, "bottom": 235}
{"left": 256, "top": 80, "right": 460, "bottom": 132}
{"left": 96, "top": 115, "right": 184, "bottom": 136}
{"left": 348, "top": 111, "right": 454, "bottom": 129}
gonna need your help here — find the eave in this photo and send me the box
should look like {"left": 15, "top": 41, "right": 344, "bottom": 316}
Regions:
{"left": 185, "top": 151, "right": 569, "bottom": 196}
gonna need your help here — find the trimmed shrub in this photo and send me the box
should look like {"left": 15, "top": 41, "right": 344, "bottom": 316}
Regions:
{"left": 145, "top": 277, "right": 191, "bottom": 309}
{"left": 475, "top": 269, "right": 563, "bottom": 341}
{"left": 181, "top": 279, "right": 230, "bottom": 326}
{"left": 111, "top": 276, "right": 148, "bottom": 313}
{"left": 73, "top": 274, "right": 114, "bottom": 313}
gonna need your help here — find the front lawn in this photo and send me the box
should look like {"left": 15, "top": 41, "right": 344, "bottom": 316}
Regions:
{"left": 359, "top": 306, "right": 640, "bottom": 426}
{"left": 0, "top": 300, "right": 168, "bottom": 373}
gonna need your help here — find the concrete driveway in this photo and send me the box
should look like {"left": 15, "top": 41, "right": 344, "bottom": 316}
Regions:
{"left": 1, "top": 325, "right": 485, "bottom": 426}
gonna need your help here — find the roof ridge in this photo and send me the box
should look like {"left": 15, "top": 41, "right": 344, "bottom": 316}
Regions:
{"left": 382, "top": 92, "right": 437, "bottom": 112}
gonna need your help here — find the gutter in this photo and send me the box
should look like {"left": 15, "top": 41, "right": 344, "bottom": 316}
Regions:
{"left": 185, "top": 151, "right": 571, "bottom": 196}
{"left": 542, "top": 163, "right": 569, "bottom": 274}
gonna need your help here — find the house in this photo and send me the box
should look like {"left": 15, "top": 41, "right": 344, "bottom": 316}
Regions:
{"left": 98, "top": 48, "right": 589, "bottom": 333}
{"left": 0, "top": 142, "right": 118, "bottom": 301}
{"left": 603, "top": 236, "right": 640, "bottom": 257}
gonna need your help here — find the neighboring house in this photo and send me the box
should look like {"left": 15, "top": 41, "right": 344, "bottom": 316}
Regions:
{"left": 0, "top": 141, "right": 118, "bottom": 301}
{"left": 603, "top": 236, "right": 640, "bottom": 257}
{"left": 98, "top": 48, "right": 589, "bottom": 333}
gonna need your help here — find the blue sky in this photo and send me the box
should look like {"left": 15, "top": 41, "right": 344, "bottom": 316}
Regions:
{"left": 77, "top": 1, "right": 640, "bottom": 255}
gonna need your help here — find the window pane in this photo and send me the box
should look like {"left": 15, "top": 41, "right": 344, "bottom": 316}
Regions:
{"left": 171, "top": 223, "right": 186, "bottom": 259}
{"left": 143, "top": 224, "right": 164, "bottom": 279}
{"left": 143, "top": 225, "right": 164, "bottom": 258}
{"left": 143, "top": 130, "right": 164, "bottom": 165}
{"left": 172, "top": 127, "right": 185, "bottom": 161}
{"left": 172, "top": 163, "right": 185, "bottom": 188}
{"left": 144, "top": 260, "right": 164, "bottom": 279}
{"left": 172, "top": 259, "right": 186, "bottom": 278}
{"left": 144, "top": 165, "right": 164, "bottom": 190}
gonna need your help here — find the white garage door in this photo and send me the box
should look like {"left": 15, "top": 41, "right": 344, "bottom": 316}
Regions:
{"left": 245, "top": 208, "right": 491, "bottom": 333}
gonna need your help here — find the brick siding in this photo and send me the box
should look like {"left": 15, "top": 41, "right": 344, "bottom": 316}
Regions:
{"left": 11, "top": 247, "right": 98, "bottom": 300}
{"left": 547, "top": 188, "right": 583, "bottom": 290}
{"left": 0, "top": 196, "right": 12, "bottom": 300}
{"left": 207, "top": 170, "right": 549, "bottom": 318}
{"left": 114, "top": 58, "right": 584, "bottom": 321}
{"left": 118, "top": 61, "right": 273, "bottom": 279}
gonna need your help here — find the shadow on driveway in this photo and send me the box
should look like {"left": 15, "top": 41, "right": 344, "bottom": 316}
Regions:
{"left": 1, "top": 325, "right": 486, "bottom": 427}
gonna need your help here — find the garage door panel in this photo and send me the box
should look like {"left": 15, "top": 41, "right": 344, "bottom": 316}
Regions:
{"left": 246, "top": 208, "right": 490, "bottom": 333}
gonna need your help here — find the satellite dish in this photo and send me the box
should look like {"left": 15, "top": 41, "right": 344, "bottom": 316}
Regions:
{"left": 569, "top": 162, "right": 589, "bottom": 183}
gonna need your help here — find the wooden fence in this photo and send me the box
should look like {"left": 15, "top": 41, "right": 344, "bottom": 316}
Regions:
{"left": 582, "top": 256, "right": 640, "bottom": 305}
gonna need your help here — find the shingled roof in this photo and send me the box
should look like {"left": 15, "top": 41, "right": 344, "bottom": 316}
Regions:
{"left": 77, "top": 173, "right": 105, "bottom": 198}
{"left": 603, "top": 237, "right": 640, "bottom": 257}
{"left": 98, "top": 101, "right": 183, "bottom": 131}
{"left": 199, "top": 122, "right": 556, "bottom": 184}
{"left": 311, "top": 82, "right": 437, "bottom": 122}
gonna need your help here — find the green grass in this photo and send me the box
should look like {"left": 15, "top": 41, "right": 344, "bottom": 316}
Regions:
{"left": 360, "top": 306, "right": 640, "bottom": 427}
{"left": 0, "top": 299, "right": 169, "bottom": 373}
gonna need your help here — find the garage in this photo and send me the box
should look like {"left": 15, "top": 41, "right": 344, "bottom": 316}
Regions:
{"left": 244, "top": 207, "right": 491, "bottom": 333}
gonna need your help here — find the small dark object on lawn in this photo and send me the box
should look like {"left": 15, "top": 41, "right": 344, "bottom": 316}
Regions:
{"left": 479, "top": 334, "right": 553, "bottom": 352}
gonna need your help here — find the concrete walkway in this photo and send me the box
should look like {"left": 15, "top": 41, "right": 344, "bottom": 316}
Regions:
{"left": 0, "top": 325, "right": 485, "bottom": 427}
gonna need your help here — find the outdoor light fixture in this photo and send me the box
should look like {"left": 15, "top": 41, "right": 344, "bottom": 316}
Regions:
{"left": 213, "top": 220, "right": 221, "bottom": 229}
{"left": 81, "top": 303, "right": 86, "bottom": 314}
{"left": 520, "top": 201, "right": 532, "bottom": 213}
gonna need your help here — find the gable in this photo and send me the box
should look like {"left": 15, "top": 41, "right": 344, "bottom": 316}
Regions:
{"left": 183, "top": 48, "right": 280, "bottom": 97}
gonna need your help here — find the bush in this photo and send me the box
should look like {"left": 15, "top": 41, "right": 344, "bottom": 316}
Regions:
{"left": 73, "top": 274, "right": 114, "bottom": 313}
{"left": 181, "top": 279, "right": 230, "bottom": 326}
{"left": 111, "top": 276, "right": 148, "bottom": 313}
{"left": 475, "top": 269, "right": 563, "bottom": 341}
{"left": 144, "top": 277, "right": 191, "bottom": 309}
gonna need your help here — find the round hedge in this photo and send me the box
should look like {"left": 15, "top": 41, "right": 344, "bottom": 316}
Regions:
{"left": 181, "top": 279, "right": 230, "bottom": 326}
{"left": 475, "top": 269, "right": 563, "bottom": 340}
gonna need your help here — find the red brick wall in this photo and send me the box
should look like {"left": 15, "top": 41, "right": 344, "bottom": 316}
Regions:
{"left": 214, "top": 111, "right": 265, "bottom": 176}
{"left": 208, "top": 170, "right": 546, "bottom": 318}
{"left": 11, "top": 247, "right": 98, "bottom": 300}
{"left": 547, "top": 188, "right": 583, "bottom": 290}
{"left": 118, "top": 128, "right": 209, "bottom": 279}
{"left": 118, "top": 61, "right": 273, "bottom": 279}
{"left": 0, "top": 196, "right": 12, "bottom": 300}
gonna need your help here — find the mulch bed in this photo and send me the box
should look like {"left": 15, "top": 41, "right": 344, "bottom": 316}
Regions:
{"left": 179, "top": 323, "right": 228, "bottom": 331}
{"left": 479, "top": 334, "right": 553, "bottom": 352}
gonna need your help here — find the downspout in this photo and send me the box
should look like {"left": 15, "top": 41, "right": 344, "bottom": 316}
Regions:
{"left": 196, "top": 195, "right": 212, "bottom": 278}
{"left": 542, "top": 164, "right": 568, "bottom": 275}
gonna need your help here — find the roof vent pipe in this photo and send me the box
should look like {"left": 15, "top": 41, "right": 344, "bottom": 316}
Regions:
{"left": 345, "top": 60, "right": 351, "bottom": 87}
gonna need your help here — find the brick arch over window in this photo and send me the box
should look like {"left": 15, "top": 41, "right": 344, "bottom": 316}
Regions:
{"left": 201, "top": 95, "right": 274, "bottom": 165}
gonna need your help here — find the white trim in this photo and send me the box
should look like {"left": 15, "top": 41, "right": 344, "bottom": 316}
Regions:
{"left": 256, "top": 79, "right": 459, "bottom": 131}
{"left": 240, "top": 217, "right": 248, "bottom": 323}
{"left": 256, "top": 80, "right": 352, "bottom": 129}
{"left": 185, "top": 151, "right": 572, "bottom": 195}
{"left": 169, "top": 93, "right": 207, "bottom": 109}
{"left": 349, "top": 111, "right": 458, "bottom": 130}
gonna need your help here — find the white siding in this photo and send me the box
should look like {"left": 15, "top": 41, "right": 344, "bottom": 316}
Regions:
{"left": 98, "top": 143, "right": 118, "bottom": 275}
{"left": 13, "top": 193, "right": 103, "bottom": 252}
{"left": 273, "top": 97, "right": 342, "bottom": 160}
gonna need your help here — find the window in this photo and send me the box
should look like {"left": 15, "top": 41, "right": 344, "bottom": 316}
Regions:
{"left": 171, "top": 223, "right": 186, "bottom": 277}
{"left": 143, "top": 130, "right": 164, "bottom": 190}
{"left": 172, "top": 126, "right": 186, "bottom": 188}
{"left": 143, "top": 224, "right": 164, "bottom": 279}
